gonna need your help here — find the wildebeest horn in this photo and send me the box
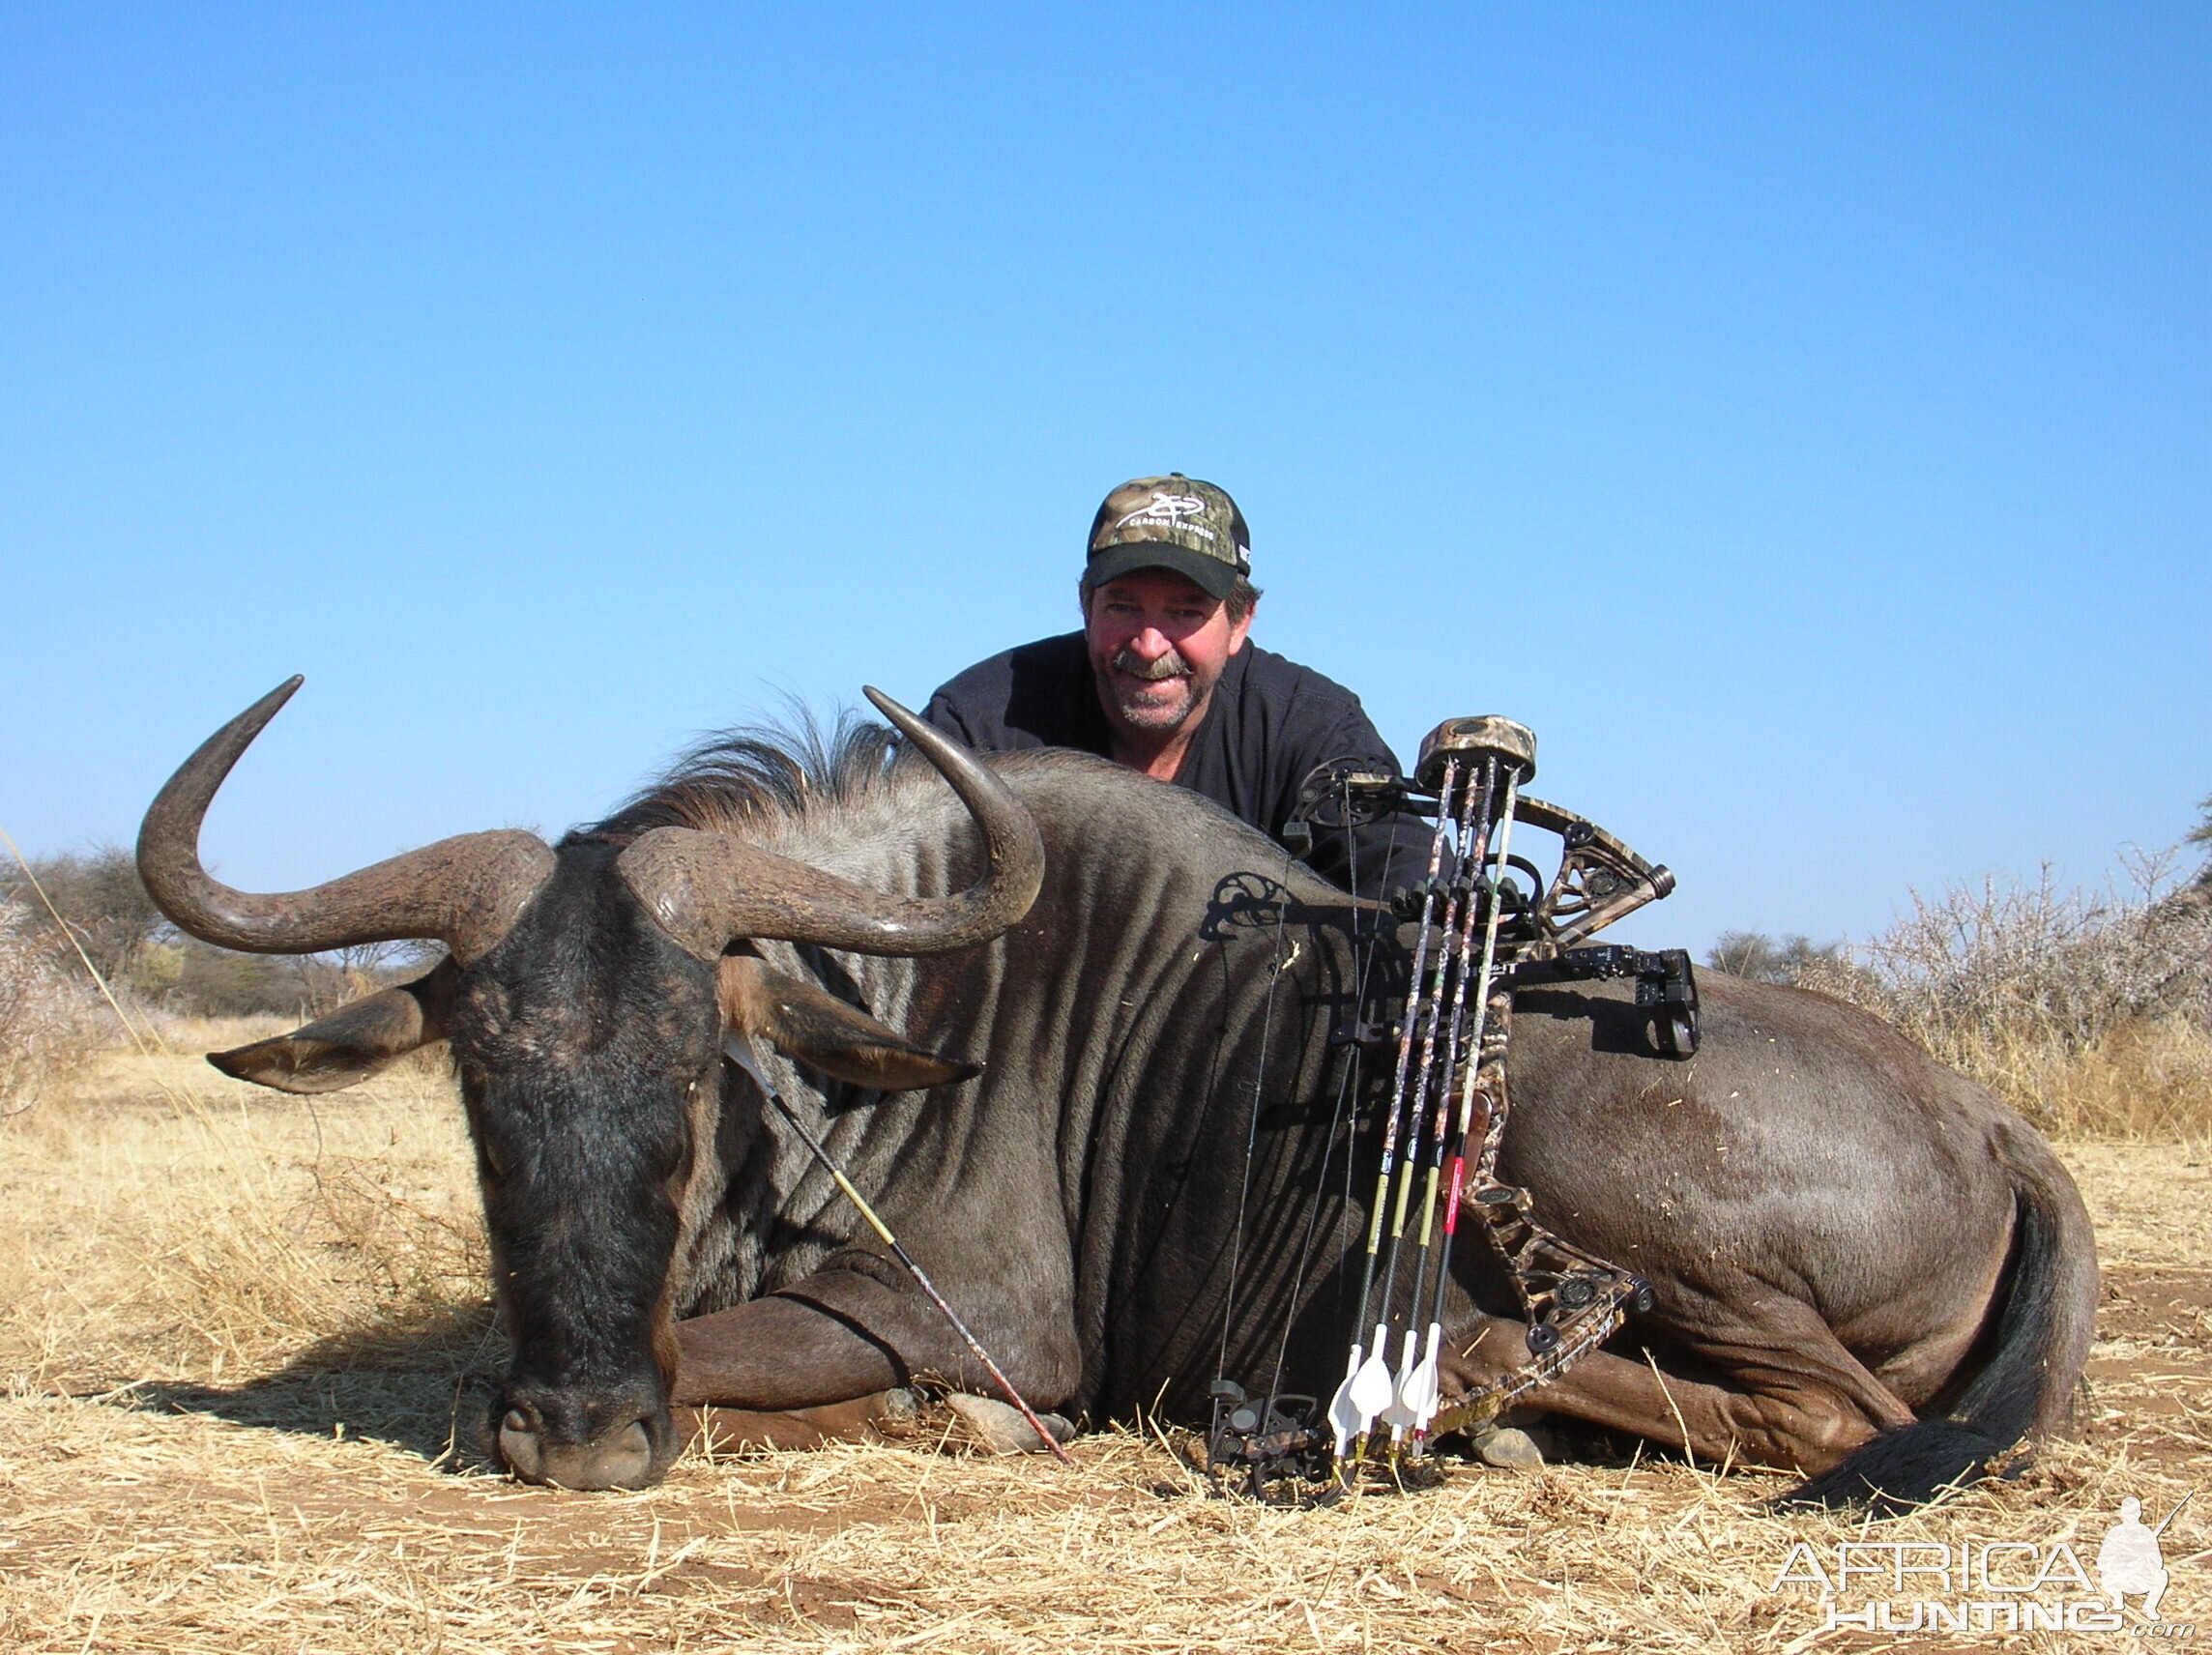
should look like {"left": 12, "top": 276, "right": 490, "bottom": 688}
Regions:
{"left": 616, "top": 686, "right": 1045, "bottom": 960}
{"left": 137, "top": 677, "right": 555, "bottom": 964}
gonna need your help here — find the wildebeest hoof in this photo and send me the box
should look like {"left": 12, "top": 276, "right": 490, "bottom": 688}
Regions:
{"left": 1473, "top": 1426, "right": 1546, "bottom": 1470}
{"left": 942, "top": 1392, "right": 1074, "bottom": 1453}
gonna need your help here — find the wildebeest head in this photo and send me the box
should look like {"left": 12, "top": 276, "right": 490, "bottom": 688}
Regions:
{"left": 136, "top": 679, "right": 1043, "bottom": 1490}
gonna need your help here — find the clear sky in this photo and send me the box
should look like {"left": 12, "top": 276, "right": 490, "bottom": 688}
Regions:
{"left": 4, "top": 3, "right": 2206, "bottom": 953}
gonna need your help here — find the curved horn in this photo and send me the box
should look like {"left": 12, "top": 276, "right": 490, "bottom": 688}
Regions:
{"left": 616, "top": 686, "right": 1045, "bottom": 960}
{"left": 137, "top": 677, "right": 555, "bottom": 964}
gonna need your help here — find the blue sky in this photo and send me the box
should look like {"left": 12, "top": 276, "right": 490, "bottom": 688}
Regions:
{"left": 4, "top": 3, "right": 2206, "bottom": 953}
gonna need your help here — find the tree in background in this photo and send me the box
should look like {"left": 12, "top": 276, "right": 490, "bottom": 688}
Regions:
{"left": 0, "top": 895, "right": 101, "bottom": 1109}
{"left": 1704, "top": 930, "right": 1847, "bottom": 985}
{"left": 2191, "top": 792, "right": 2211, "bottom": 886}
{"left": 0, "top": 845, "right": 164, "bottom": 987}
{"left": 1, "top": 844, "right": 419, "bottom": 1018}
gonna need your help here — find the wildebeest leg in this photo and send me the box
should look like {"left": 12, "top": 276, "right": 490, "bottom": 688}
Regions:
{"left": 1447, "top": 1308, "right": 1917, "bottom": 1475}
{"left": 671, "top": 1288, "right": 908, "bottom": 1408}
{"left": 670, "top": 1263, "right": 1074, "bottom": 1412}
{"left": 672, "top": 1394, "right": 902, "bottom": 1453}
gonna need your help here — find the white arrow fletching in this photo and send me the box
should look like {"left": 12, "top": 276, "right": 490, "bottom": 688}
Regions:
{"left": 1326, "top": 1345, "right": 1365, "bottom": 1457}
{"left": 1380, "top": 1327, "right": 1423, "bottom": 1437}
{"left": 1347, "top": 1323, "right": 1395, "bottom": 1429}
{"left": 1400, "top": 1322, "right": 1443, "bottom": 1432}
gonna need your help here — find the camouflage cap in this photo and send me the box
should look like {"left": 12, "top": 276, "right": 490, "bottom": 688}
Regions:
{"left": 1084, "top": 474, "right": 1252, "bottom": 601}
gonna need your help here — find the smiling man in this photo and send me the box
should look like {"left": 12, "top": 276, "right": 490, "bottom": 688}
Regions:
{"left": 922, "top": 474, "right": 1417, "bottom": 898}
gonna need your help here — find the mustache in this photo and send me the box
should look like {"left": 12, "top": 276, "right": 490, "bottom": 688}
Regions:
{"left": 1113, "top": 647, "right": 1193, "bottom": 682}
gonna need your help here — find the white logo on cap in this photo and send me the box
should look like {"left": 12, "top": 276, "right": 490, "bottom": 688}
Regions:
{"left": 1115, "top": 492, "right": 1216, "bottom": 540}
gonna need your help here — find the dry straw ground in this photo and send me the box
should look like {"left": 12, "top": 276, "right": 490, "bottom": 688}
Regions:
{"left": 2, "top": 1027, "right": 2207, "bottom": 1653}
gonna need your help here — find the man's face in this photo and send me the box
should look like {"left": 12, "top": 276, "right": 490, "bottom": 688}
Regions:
{"left": 1082, "top": 567, "right": 1254, "bottom": 740}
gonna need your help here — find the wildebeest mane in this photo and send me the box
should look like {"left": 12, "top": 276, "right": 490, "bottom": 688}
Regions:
{"left": 568, "top": 708, "right": 911, "bottom": 848}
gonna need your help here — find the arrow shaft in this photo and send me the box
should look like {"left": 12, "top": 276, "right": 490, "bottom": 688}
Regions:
{"left": 1420, "top": 773, "right": 1525, "bottom": 1348}
{"left": 1341, "top": 760, "right": 1461, "bottom": 1356}
{"left": 1365, "top": 776, "right": 1479, "bottom": 1347}
{"left": 1398, "top": 759, "right": 1508, "bottom": 1364}
{"left": 727, "top": 1035, "right": 1072, "bottom": 1466}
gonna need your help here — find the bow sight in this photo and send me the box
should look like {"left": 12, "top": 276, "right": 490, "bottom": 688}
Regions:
{"left": 1206, "top": 715, "right": 1697, "bottom": 1503}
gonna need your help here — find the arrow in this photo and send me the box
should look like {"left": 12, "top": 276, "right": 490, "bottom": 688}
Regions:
{"left": 1350, "top": 772, "right": 1497, "bottom": 1451}
{"left": 1326, "top": 758, "right": 1464, "bottom": 1461}
{"left": 1388, "top": 755, "right": 1509, "bottom": 1444}
{"left": 1326, "top": 1344, "right": 1368, "bottom": 1459}
{"left": 724, "top": 1033, "right": 1072, "bottom": 1466}
{"left": 1396, "top": 1321, "right": 1444, "bottom": 1437}
{"left": 1380, "top": 1324, "right": 1426, "bottom": 1439}
{"left": 1412, "top": 769, "right": 1527, "bottom": 1445}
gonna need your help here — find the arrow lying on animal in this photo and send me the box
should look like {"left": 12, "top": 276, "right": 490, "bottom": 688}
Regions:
{"left": 723, "top": 1032, "right": 1073, "bottom": 1466}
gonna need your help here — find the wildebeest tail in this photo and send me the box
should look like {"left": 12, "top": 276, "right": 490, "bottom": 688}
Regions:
{"left": 1778, "top": 1132, "right": 2098, "bottom": 1515}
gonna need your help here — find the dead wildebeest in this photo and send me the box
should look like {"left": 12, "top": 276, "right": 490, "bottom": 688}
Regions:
{"left": 138, "top": 679, "right": 2096, "bottom": 1506}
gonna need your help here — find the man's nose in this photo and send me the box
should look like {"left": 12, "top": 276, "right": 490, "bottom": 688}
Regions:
{"left": 1125, "top": 625, "right": 1175, "bottom": 658}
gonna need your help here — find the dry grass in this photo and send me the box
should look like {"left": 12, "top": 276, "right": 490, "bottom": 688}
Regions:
{"left": 1999, "top": 1016, "right": 2212, "bottom": 1141}
{"left": 2, "top": 1037, "right": 2208, "bottom": 1651}
{"left": 0, "top": 898, "right": 102, "bottom": 1114}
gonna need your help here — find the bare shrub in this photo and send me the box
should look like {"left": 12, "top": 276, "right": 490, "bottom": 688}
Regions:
{"left": 0, "top": 843, "right": 163, "bottom": 987}
{"left": 1795, "top": 851, "right": 2212, "bottom": 1138}
{"left": 1704, "top": 930, "right": 1847, "bottom": 985}
{"left": 0, "top": 897, "right": 103, "bottom": 1113}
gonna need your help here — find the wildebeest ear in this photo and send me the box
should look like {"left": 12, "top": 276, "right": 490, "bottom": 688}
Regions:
{"left": 208, "top": 958, "right": 459, "bottom": 1095}
{"left": 717, "top": 955, "right": 978, "bottom": 1091}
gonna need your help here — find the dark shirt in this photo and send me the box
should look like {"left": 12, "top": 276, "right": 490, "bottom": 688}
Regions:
{"left": 922, "top": 631, "right": 1423, "bottom": 900}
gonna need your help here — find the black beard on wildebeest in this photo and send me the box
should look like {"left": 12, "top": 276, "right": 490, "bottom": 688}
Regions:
{"left": 137, "top": 680, "right": 2097, "bottom": 1507}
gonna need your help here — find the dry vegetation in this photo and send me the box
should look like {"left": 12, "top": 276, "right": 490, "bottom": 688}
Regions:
{"left": 1785, "top": 856, "right": 2212, "bottom": 1141}
{"left": 0, "top": 1014, "right": 2205, "bottom": 1651}
{"left": 0, "top": 899, "right": 102, "bottom": 1115}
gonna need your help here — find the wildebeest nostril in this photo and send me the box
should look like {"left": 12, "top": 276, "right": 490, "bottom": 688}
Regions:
{"left": 497, "top": 1405, "right": 660, "bottom": 1491}
{"left": 572, "top": 1419, "right": 655, "bottom": 1490}
{"left": 497, "top": 1405, "right": 547, "bottom": 1483}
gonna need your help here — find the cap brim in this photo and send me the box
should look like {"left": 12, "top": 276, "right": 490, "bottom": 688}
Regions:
{"left": 1082, "top": 541, "right": 1237, "bottom": 601}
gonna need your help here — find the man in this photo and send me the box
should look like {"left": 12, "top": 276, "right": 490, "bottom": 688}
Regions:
{"left": 922, "top": 474, "right": 1417, "bottom": 898}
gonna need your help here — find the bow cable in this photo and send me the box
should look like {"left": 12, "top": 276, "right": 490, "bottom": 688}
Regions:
{"left": 1261, "top": 773, "right": 1412, "bottom": 1410}
{"left": 1220, "top": 769, "right": 1410, "bottom": 1395}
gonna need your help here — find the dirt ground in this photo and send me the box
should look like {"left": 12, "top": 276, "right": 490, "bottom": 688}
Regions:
{"left": 0, "top": 1045, "right": 2204, "bottom": 1653}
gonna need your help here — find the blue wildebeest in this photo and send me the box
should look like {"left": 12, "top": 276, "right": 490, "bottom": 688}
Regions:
{"left": 138, "top": 680, "right": 2096, "bottom": 1503}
